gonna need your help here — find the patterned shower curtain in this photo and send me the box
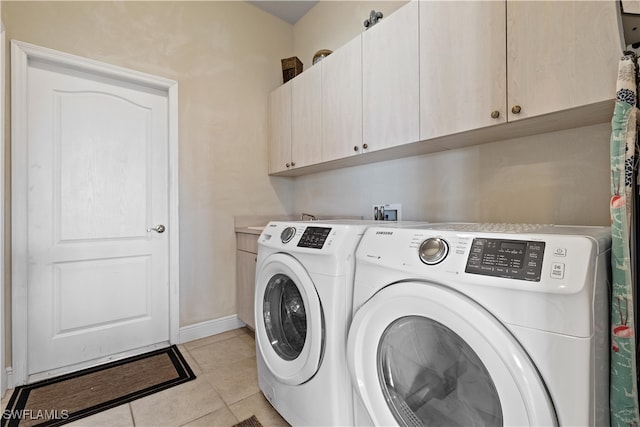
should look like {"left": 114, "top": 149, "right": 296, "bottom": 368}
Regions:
{"left": 610, "top": 52, "right": 640, "bottom": 427}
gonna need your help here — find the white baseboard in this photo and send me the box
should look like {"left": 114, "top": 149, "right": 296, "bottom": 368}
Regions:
{"left": 4, "top": 367, "right": 12, "bottom": 394}
{"left": 2, "top": 317, "right": 245, "bottom": 392}
{"left": 179, "top": 314, "right": 246, "bottom": 344}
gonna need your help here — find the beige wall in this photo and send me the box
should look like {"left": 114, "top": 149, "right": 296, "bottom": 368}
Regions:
{"left": 291, "top": 124, "right": 611, "bottom": 225}
{"left": 290, "top": 1, "right": 611, "bottom": 226}
{"left": 1, "top": 0, "right": 613, "bottom": 372}
{"left": 2, "top": 1, "right": 295, "bottom": 336}
{"left": 293, "top": 1, "right": 406, "bottom": 70}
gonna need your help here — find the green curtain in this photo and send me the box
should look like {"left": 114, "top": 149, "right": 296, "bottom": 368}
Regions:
{"left": 610, "top": 53, "right": 640, "bottom": 427}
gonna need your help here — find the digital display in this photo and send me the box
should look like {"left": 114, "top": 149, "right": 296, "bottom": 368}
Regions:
{"left": 465, "top": 238, "right": 545, "bottom": 281}
{"left": 501, "top": 242, "right": 526, "bottom": 251}
{"left": 297, "top": 227, "right": 332, "bottom": 249}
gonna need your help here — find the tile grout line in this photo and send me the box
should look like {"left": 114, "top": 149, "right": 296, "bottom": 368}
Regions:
{"left": 128, "top": 402, "right": 136, "bottom": 427}
{"left": 180, "top": 335, "right": 253, "bottom": 426}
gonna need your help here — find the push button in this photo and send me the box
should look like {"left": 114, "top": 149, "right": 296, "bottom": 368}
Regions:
{"left": 551, "top": 262, "right": 565, "bottom": 279}
{"left": 553, "top": 248, "right": 567, "bottom": 257}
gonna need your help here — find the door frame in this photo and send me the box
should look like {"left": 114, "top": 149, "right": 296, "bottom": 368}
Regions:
{"left": 10, "top": 40, "right": 180, "bottom": 386}
{"left": 0, "top": 20, "right": 6, "bottom": 398}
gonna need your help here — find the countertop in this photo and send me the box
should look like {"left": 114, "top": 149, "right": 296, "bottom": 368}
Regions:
{"left": 234, "top": 226, "right": 264, "bottom": 235}
{"left": 234, "top": 214, "right": 364, "bottom": 235}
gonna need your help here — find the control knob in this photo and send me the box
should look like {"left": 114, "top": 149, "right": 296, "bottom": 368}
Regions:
{"left": 419, "top": 237, "right": 449, "bottom": 265}
{"left": 281, "top": 227, "right": 296, "bottom": 244}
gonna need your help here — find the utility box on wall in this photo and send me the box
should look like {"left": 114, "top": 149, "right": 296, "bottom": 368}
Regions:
{"left": 373, "top": 203, "right": 402, "bottom": 221}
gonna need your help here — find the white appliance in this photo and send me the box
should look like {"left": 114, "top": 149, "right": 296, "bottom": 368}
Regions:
{"left": 254, "top": 220, "right": 382, "bottom": 426}
{"left": 347, "top": 223, "right": 611, "bottom": 427}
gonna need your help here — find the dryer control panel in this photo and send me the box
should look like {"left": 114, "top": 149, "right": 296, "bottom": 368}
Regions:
{"left": 465, "top": 238, "right": 545, "bottom": 281}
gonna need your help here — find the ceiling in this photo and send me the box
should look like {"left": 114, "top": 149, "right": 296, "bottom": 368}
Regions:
{"left": 247, "top": 1, "right": 319, "bottom": 24}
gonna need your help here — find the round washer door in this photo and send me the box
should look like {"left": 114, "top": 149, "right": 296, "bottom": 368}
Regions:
{"left": 347, "top": 281, "right": 558, "bottom": 427}
{"left": 255, "top": 253, "right": 324, "bottom": 386}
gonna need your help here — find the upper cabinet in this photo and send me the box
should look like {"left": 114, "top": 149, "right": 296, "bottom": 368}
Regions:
{"left": 363, "top": 1, "right": 420, "bottom": 152}
{"left": 268, "top": 82, "right": 291, "bottom": 174}
{"left": 292, "top": 63, "right": 322, "bottom": 169}
{"left": 322, "top": 36, "right": 363, "bottom": 162}
{"left": 506, "top": 0, "right": 622, "bottom": 121}
{"left": 419, "top": 0, "right": 622, "bottom": 139}
{"left": 268, "top": 65, "right": 322, "bottom": 174}
{"left": 420, "top": 1, "right": 506, "bottom": 140}
{"left": 269, "top": 0, "right": 623, "bottom": 176}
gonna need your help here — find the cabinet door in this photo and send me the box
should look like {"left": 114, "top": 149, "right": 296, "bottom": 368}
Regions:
{"left": 292, "top": 63, "right": 322, "bottom": 168}
{"left": 507, "top": 0, "right": 622, "bottom": 121}
{"left": 420, "top": 1, "right": 506, "bottom": 141}
{"left": 363, "top": 1, "right": 419, "bottom": 151}
{"left": 268, "top": 82, "right": 292, "bottom": 174}
{"left": 236, "top": 249, "right": 257, "bottom": 330}
{"left": 322, "top": 36, "right": 363, "bottom": 162}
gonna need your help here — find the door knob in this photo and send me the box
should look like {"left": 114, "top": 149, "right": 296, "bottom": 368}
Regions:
{"left": 147, "top": 225, "right": 166, "bottom": 233}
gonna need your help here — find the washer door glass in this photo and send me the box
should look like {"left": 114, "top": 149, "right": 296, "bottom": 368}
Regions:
{"left": 263, "top": 273, "right": 307, "bottom": 361}
{"left": 347, "top": 281, "right": 557, "bottom": 426}
{"left": 255, "top": 253, "right": 324, "bottom": 385}
{"left": 378, "top": 316, "right": 502, "bottom": 426}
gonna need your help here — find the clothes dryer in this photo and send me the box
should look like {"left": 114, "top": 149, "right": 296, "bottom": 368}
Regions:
{"left": 347, "top": 223, "right": 610, "bottom": 427}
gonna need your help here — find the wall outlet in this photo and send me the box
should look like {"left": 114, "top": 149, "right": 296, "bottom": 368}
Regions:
{"left": 372, "top": 203, "right": 402, "bottom": 221}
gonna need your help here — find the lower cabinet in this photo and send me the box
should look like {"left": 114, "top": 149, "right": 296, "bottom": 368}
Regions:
{"left": 236, "top": 232, "right": 259, "bottom": 330}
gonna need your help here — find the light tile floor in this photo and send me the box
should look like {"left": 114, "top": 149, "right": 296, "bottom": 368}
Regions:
{"left": 1, "top": 328, "right": 290, "bottom": 427}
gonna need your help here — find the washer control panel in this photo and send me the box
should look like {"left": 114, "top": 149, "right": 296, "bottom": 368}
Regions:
{"left": 297, "top": 226, "right": 332, "bottom": 249}
{"left": 465, "top": 238, "right": 545, "bottom": 281}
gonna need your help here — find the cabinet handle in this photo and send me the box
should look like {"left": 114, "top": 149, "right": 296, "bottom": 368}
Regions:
{"left": 511, "top": 105, "right": 522, "bottom": 114}
{"left": 362, "top": 144, "right": 369, "bottom": 150}
{"left": 291, "top": 161, "right": 296, "bottom": 167}
{"left": 490, "top": 110, "right": 500, "bottom": 119}
{"left": 354, "top": 146, "right": 360, "bottom": 152}
{"left": 286, "top": 162, "right": 290, "bottom": 168}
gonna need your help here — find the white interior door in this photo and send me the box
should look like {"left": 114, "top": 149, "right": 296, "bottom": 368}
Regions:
{"left": 12, "top": 41, "right": 179, "bottom": 384}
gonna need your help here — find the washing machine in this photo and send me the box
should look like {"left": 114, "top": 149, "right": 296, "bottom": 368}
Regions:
{"left": 254, "top": 220, "right": 391, "bottom": 426}
{"left": 347, "top": 223, "right": 611, "bottom": 427}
